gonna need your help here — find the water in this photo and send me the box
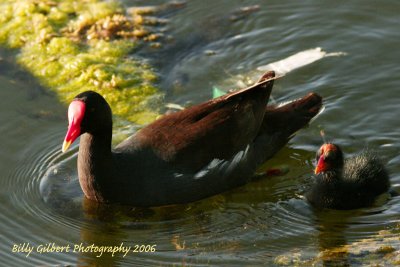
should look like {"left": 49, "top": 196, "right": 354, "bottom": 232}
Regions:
{"left": 1, "top": 0, "right": 400, "bottom": 265}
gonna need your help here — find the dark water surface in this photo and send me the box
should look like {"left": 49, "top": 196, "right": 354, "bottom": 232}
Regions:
{"left": 1, "top": 1, "right": 400, "bottom": 266}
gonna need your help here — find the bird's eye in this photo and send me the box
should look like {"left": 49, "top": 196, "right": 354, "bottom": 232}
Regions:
{"left": 324, "top": 151, "right": 336, "bottom": 161}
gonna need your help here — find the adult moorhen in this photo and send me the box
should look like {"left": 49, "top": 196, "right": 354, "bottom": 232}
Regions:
{"left": 62, "top": 71, "right": 322, "bottom": 206}
{"left": 306, "top": 143, "right": 390, "bottom": 210}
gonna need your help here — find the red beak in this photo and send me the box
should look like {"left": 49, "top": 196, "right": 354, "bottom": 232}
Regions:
{"left": 314, "top": 156, "right": 327, "bottom": 174}
{"left": 62, "top": 100, "right": 86, "bottom": 152}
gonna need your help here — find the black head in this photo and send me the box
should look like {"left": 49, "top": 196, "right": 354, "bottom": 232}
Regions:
{"left": 315, "top": 143, "right": 344, "bottom": 174}
{"left": 62, "top": 91, "right": 112, "bottom": 152}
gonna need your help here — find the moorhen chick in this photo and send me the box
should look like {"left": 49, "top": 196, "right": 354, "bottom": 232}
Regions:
{"left": 306, "top": 143, "right": 390, "bottom": 210}
{"left": 62, "top": 71, "right": 322, "bottom": 206}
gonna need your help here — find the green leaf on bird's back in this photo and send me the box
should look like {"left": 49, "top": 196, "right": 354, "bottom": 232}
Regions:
{"left": 212, "top": 86, "right": 226, "bottom": 98}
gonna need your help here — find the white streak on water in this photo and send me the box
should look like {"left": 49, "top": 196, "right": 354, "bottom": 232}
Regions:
{"left": 257, "top": 47, "right": 347, "bottom": 76}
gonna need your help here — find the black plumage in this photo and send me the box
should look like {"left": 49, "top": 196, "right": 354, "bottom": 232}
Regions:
{"left": 306, "top": 143, "right": 390, "bottom": 210}
{"left": 61, "top": 71, "right": 323, "bottom": 206}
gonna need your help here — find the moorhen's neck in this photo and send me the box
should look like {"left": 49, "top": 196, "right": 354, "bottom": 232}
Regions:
{"left": 318, "top": 169, "right": 343, "bottom": 183}
{"left": 78, "top": 128, "right": 113, "bottom": 202}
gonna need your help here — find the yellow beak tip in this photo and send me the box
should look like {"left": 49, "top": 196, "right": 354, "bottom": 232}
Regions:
{"left": 62, "top": 140, "right": 71, "bottom": 153}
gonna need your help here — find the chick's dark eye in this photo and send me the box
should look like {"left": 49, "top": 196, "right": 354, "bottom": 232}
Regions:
{"left": 324, "top": 151, "right": 336, "bottom": 161}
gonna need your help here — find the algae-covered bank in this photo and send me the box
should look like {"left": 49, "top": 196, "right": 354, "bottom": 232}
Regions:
{"left": 0, "top": 0, "right": 174, "bottom": 124}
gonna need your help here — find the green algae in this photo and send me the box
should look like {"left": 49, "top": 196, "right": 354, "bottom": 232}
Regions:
{"left": 0, "top": 0, "right": 163, "bottom": 125}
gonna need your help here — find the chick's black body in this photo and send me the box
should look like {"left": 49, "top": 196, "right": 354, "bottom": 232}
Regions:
{"left": 306, "top": 144, "right": 390, "bottom": 210}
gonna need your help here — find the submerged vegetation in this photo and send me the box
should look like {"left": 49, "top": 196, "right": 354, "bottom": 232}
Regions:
{"left": 0, "top": 0, "right": 177, "bottom": 124}
{"left": 274, "top": 225, "right": 400, "bottom": 266}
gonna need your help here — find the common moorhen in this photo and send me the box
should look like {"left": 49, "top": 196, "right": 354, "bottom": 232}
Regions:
{"left": 62, "top": 71, "right": 322, "bottom": 206}
{"left": 306, "top": 143, "right": 390, "bottom": 210}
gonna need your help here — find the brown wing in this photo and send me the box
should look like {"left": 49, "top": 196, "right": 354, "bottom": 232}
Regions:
{"left": 134, "top": 71, "right": 276, "bottom": 170}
